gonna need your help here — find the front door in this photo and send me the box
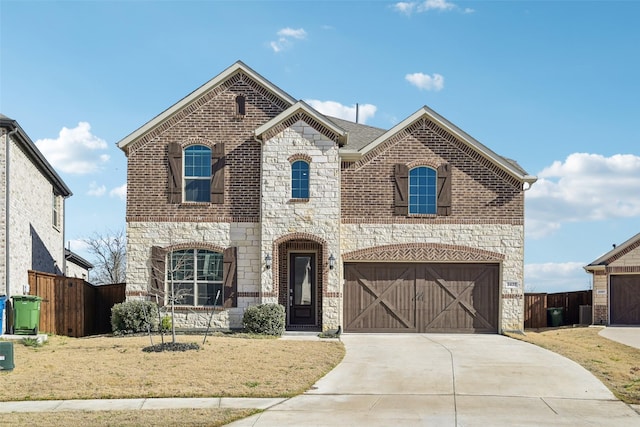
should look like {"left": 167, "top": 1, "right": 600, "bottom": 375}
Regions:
{"left": 289, "top": 253, "right": 316, "bottom": 325}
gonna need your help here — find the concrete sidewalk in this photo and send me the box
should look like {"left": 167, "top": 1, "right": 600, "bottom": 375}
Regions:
{"left": 599, "top": 326, "right": 640, "bottom": 350}
{"left": 0, "top": 397, "right": 285, "bottom": 413}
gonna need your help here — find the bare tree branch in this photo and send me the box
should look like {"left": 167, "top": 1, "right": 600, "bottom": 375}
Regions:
{"left": 83, "top": 228, "right": 127, "bottom": 285}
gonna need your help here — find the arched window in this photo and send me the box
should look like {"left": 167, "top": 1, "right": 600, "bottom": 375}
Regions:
{"left": 409, "top": 166, "right": 437, "bottom": 214}
{"left": 291, "top": 160, "right": 310, "bottom": 199}
{"left": 167, "top": 249, "right": 223, "bottom": 306}
{"left": 184, "top": 145, "right": 211, "bottom": 202}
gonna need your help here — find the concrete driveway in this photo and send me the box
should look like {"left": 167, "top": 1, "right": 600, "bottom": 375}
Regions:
{"left": 228, "top": 334, "right": 640, "bottom": 426}
{"left": 599, "top": 326, "right": 640, "bottom": 350}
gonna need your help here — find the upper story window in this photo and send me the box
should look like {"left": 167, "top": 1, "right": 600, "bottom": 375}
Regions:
{"left": 394, "top": 163, "right": 451, "bottom": 216}
{"left": 291, "top": 160, "right": 310, "bottom": 199}
{"left": 168, "top": 249, "right": 223, "bottom": 306}
{"left": 52, "top": 193, "right": 61, "bottom": 229}
{"left": 168, "top": 142, "right": 225, "bottom": 204}
{"left": 409, "top": 166, "right": 437, "bottom": 214}
{"left": 184, "top": 145, "right": 212, "bottom": 202}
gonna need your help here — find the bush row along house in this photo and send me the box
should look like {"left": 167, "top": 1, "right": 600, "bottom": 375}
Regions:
{"left": 118, "top": 61, "right": 539, "bottom": 334}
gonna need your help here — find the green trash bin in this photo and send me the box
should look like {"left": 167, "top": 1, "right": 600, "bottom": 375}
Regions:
{"left": 547, "top": 307, "right": 564, "bottom": 327}
{"left": 12, "top": 295, "right": 42, "bottom": 335}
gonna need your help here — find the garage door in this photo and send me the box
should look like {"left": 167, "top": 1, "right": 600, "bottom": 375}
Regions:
{"left": 610, "top": 275, "right": 640, "bottom": 325}
{"left": 344, "top": 263, "right": 499, "bottom": 333}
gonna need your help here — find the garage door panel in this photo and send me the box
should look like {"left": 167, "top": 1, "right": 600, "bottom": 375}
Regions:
{"left": 344, "top": 264, "right": 416, "bottom": 331}
{"left": 611, "top": 275, "right": 640, "bottom": 325}
{"left": 345, "top": 263, "right": 499, "bottom": 333}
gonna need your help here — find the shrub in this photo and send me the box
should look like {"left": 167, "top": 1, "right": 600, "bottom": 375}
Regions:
{"left": 161, "top": 315, "right": 172, "bottom": 333}
{"left": 242, "top": 303, "right": 285, "bottom": 336}
{"left": 111, "top": 300, "right": 159, "bottom": 334}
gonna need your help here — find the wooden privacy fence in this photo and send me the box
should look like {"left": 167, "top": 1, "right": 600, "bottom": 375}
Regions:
{"left": 27, "top": 271, "right": 125, "bottom": 337}
{"left": 524, "top": 290, "right": 592, "bottom": 329}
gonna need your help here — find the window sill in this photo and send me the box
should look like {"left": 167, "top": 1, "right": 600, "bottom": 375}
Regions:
{"left": 289, "top": 198, "right": 309, "bottom": 203}
{"left": 169, "top": 305, "right": 225, "bottom": 311}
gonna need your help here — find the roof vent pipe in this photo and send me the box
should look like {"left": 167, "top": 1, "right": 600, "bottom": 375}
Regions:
{"left": 355, "top": 103, "right": 359, "bottom": 124}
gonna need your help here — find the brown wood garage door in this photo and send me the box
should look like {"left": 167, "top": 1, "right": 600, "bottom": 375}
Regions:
{"left": 610, "top": 275, "right": 640, "bottom": 325}
{"left": 344, "top": 263, "right": 499, "bottom": 333}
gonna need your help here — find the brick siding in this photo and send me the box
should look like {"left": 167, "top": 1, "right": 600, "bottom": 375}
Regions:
{"left": 341, "top": 117, "right": 524, "bottom": 222}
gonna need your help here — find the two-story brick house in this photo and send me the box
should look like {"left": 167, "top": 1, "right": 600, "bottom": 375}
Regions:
{"left": 118, "top": 61, "right": 536, "bottom": 333}
{"left": 1, "top": 114, "right": 72, "bottom": 333}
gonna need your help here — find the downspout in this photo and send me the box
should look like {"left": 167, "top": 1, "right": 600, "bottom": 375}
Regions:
{"left": 4, "top": 126, "right": 18, "bottom": 300}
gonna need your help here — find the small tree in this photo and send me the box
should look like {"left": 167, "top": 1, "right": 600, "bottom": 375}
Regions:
{"left": 83, "top": 228, "right": 126, "bottom": 284}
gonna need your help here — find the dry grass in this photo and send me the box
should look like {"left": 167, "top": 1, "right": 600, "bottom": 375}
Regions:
{"left": 0, "top": 334, "right": 345, "bottom": 401}
{"left": 508, "top": 327, "right": 640, "bottom": 404}
{"left": 0, "top": 408, "right": 258, "bottom": 426}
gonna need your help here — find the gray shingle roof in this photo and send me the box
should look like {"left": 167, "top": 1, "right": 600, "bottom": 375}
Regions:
{"left": 326, "top": 116, "right": 387, "bottom": 151}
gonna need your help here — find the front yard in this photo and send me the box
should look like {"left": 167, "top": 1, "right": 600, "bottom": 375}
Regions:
{"left": 0, "top": 333, "right": 345, "bottom": 426}
{"left": 508, "top": 327, "right": 640, "bottom": 404}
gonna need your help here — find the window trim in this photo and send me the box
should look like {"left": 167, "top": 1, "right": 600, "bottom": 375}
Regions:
{"left": 291, "top": 159, "right": 310, "bottom": 200}
{"left": 166, "top": 248, "right": 224, "bottom": 307}
{"left": 183, "top": 145, "right": 212, "bottom": 203}
{"left": 52, "top": 193, "right": 61, "bottom": 229}
{"left": 408, "top": 166, "right": 437, "bottom": 215}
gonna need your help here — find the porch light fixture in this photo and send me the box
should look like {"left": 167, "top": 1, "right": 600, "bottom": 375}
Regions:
{"left": 265, "top": 254, "right": 272, "bottom": 269}
{"left": 329, "top": 254, "right": 336, "bottom": 270}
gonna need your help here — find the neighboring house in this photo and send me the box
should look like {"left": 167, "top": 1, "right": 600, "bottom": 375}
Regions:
{"left": 117, "top": 61, "right": 537, "bottom": 334}
{"left": 585, "top": 232, "right": 640, "bottom": 325}
{"left": 65, "top": 248, "right": 94, "bottom": 281}
{"left": 1, "top": 114, "right": 72, "bottom": 333}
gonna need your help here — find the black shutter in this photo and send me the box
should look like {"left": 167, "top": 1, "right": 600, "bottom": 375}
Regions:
{"left": 211, "top": 143, "right": 225, "bottom": 204}
{"left": 437, "top": 163, "right": 451, "bottom": 216}
{"left": 223, "top": 246, "right": 237, "bottom": 308}
{"left": 394, "top": 164, "right": 409, "bottom": 216}
{"left": 168, "top": 143, "right": 182, "bottom": 204}
{"left": 150, "top": 246, "right": 167, "bottom": 307}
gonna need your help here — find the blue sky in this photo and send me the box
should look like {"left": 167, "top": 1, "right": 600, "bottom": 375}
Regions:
{"left": 1, "top": 0, "right": 639, "bottom": 292}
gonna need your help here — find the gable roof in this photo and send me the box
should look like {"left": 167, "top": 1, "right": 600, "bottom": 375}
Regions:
{"left": 339, "top": 106, "right": 537, "bottom": 185}
{"left": 117, "top": 60, "right": 297, "bottom": 152}
{"left": 0, "top": 114, "right": 72, "bottom": 197}
{"left": 254, "top": 101, "right": 348, "bottom": 145}
{"left": 585, "top": 232, "right": 640, "bottom": 271}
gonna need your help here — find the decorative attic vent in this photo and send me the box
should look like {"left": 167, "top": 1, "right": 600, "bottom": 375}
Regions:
{"left": 235, "top": 95, "right": 246, "bottom": 117}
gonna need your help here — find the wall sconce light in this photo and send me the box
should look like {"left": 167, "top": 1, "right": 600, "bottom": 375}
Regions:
{"left": 329, "top": 254, "right": 336, "bottom": 270}
{"left": 265, "top": 254, "right": 272, "bottom": 270}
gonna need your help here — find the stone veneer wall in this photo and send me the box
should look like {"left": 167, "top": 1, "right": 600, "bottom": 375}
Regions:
{"left": 8, "top": 133, "right": 65, "bottom": 297}
{"left": 0, "top": 131, "right": 7, "bottom": 301}
{"left": 126, "top": 221, "right": 260, "bottom": 329}
{"left": 341, "top": 222, "right": 525, "bottom": 332}
{"left": 591, "top": 271, "right": 608, "bottom": 325}
{"left": 261, "top": 121, "right": 341, "bottom": 330}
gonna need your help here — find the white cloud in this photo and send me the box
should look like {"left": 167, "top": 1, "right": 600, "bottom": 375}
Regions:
{"left": 393, "top": 2, "right": 416, "bottom": 15}
{"left": 524, "top": 262, "right": 591, "bottom": 293}
{"left": 305, "top": 100, "right": 377, "bottom": 124}
{"left": 418, "top": 0, "right": 456, "bottom": 12}
{"left": 270, "top": 27, "right": 307, "bottom": 53}
{"left": 87, "top": 181, "right": 106, "bottom": 197}
{"left": 526, "top": 153, "right": 640, "bottom": 238}
{"left": 393, "top": 0, "right": 466, "bottom": 15}
{"left": 109, "top": 184, "right": 127, "bottom": 200}
{"left": 35, "top": 122, "right": 110, "bottom": 174}
{"left": 277, "top": 28, "right": 307, "bottom": 39}
{"left": 67, "top": 239, "right": 90, "bottom": 254}
{"left": 405, "top": 72, "right": 445, "bottom": 91}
